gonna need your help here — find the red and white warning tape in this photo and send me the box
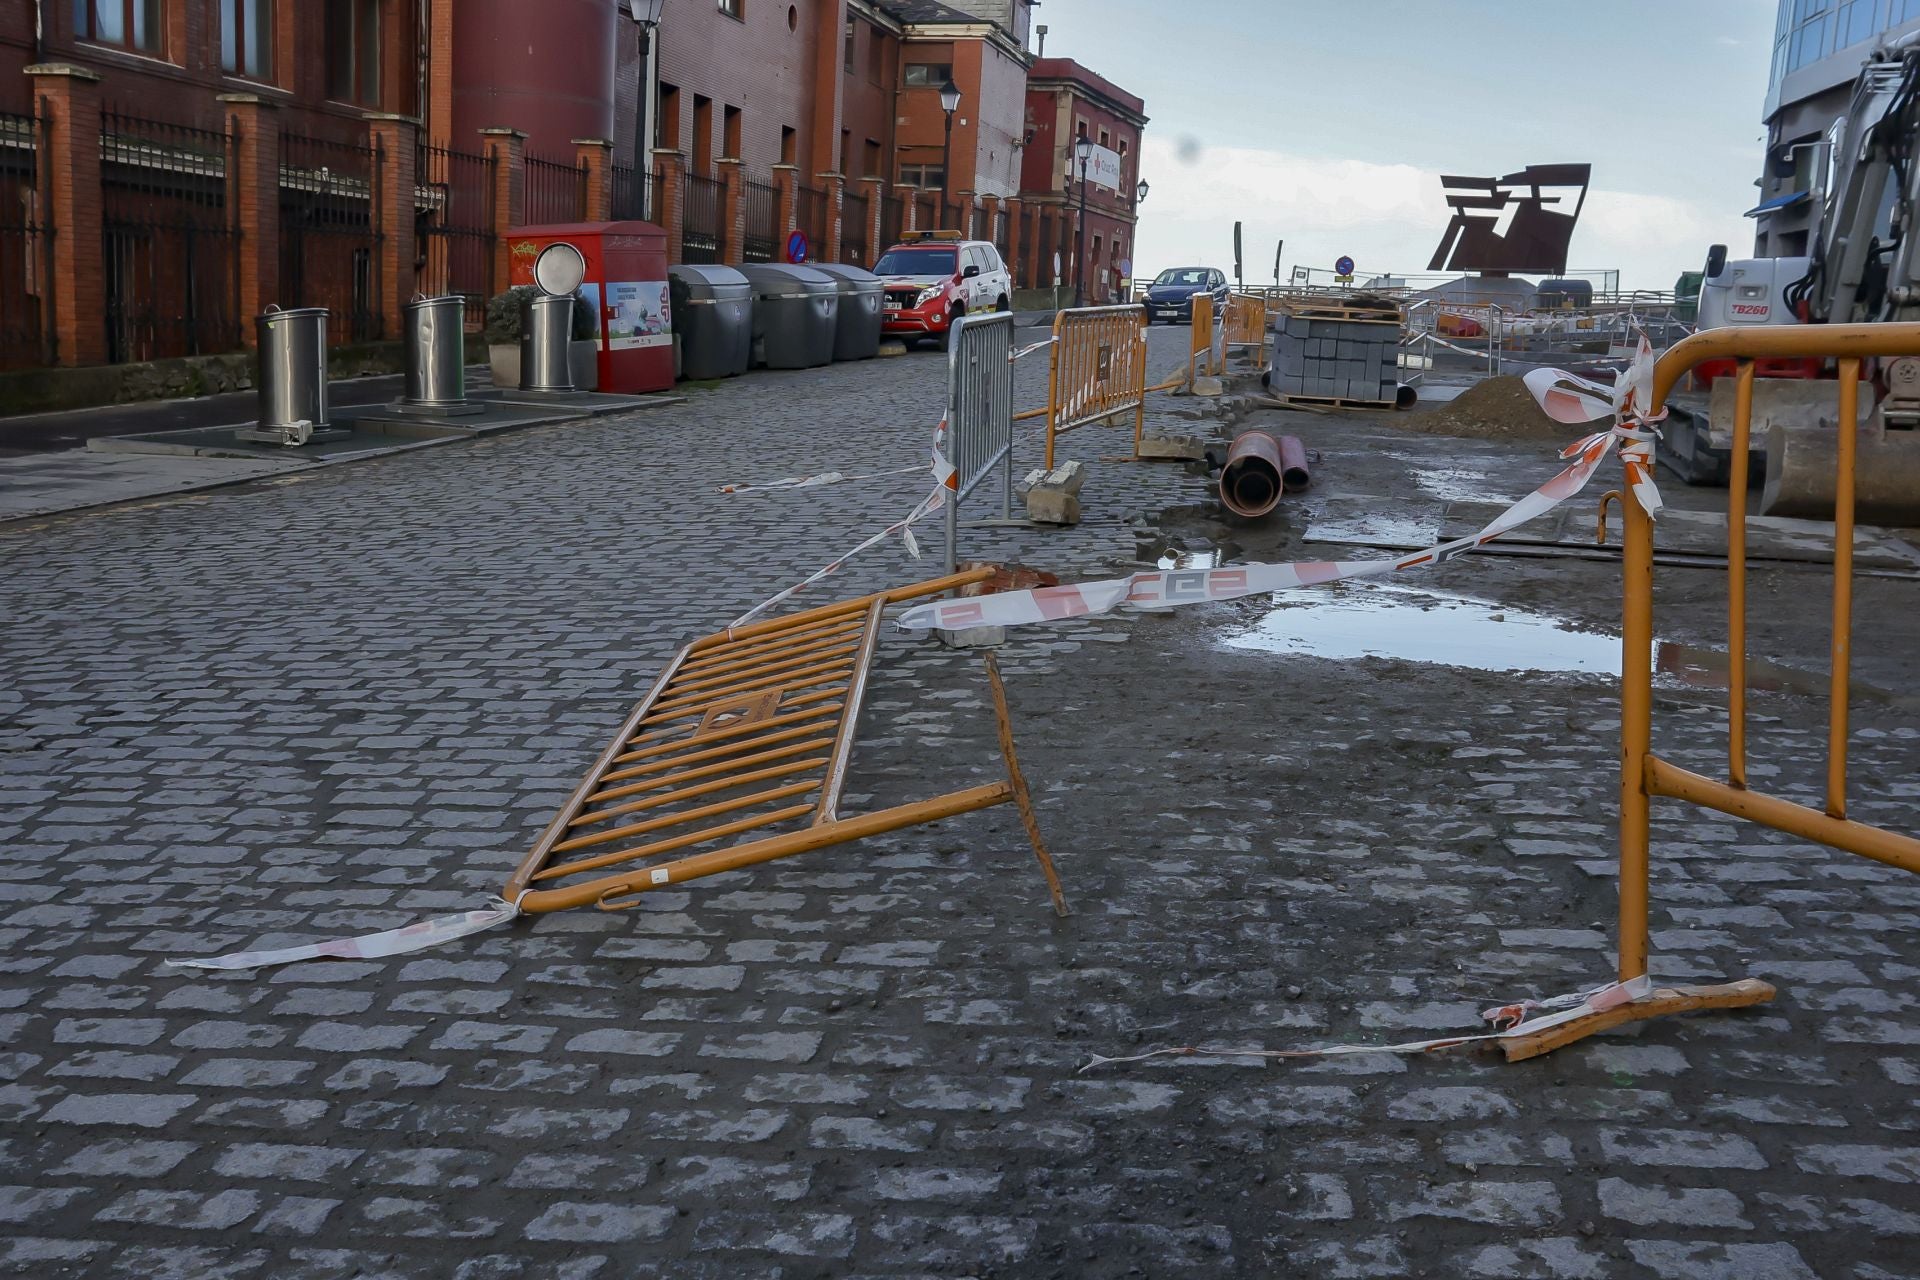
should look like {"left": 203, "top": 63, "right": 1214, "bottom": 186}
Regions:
{"left": 718, "top": 464, "right": 924, "bottom": 495}
{"left": 166, "top": 895, "right": 528, "bottom": 971}
{"left": 1079, "top": 975, "right": 1655, "bottom": 1070}
{"left": 898, "top": 340, "right": 1666, "bottom": 633}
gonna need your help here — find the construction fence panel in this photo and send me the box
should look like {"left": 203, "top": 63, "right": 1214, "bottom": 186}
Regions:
{"left": 0, "top": 105, "right": 51, "bottom": 369}
{"left": 279, "top": 129, "right": 385, "bottom": 344}
{"left": 944, "top": 311, "right": 1016, "bottom": 576}
{"left": 1042, "top": 304, "right": 1149, "bottom": 470}
{"left": 681, "top": 171, "right": 723, "bottom": 264}
{"left": 1502, "top": 321, "right": 1920, "bottom": 1062}
{"left": 502, "top": 570, "right": 1066, "bottom": 916}
{"left": 416, "top": 142, "right": 495, "bottom": 324}
{"left": 1225, "top": 293, "right": 1269, "bottom": 371}
{"left": 1187, "top": 292, "right": 1214, "bottom": 384}
{"left": 100, "top": 107, "right": 241, "bottom": 363}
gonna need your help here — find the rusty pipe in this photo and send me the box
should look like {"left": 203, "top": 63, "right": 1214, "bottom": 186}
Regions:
{"left": 1277, "top": 433, "right": 1310, "bottom": 493}
{"left": 1220, "top": 430, "right": 1286, "bottom": 518}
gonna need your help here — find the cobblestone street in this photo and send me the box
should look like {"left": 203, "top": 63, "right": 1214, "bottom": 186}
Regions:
{"left": 4, "top": 329, "right": 1919, "bottom": 1279}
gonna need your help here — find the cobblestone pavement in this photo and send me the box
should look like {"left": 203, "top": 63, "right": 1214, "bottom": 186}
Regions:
{"left": 3, "top": 330, "right": 1918, "bottom": 1279}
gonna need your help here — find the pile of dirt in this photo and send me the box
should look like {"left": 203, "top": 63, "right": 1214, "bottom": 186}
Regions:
{"left": 1407, "top": 375, "right": 1580, "bottom": 442}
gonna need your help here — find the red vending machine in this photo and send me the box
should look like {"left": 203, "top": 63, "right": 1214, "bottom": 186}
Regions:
{"left": 506, "top": 221, "right": 674, "bottom": 393}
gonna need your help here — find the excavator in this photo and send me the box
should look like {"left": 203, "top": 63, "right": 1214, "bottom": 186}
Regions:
{"left": 1664, "top": 30, "right": 1920, "bottom": 523}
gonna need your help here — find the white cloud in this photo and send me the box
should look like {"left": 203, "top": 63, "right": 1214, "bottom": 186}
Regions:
{"left": 1133, "top": 137, "right": 1754, "bottom": 291}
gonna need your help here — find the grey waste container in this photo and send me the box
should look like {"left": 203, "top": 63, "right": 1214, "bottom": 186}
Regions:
{"left": 809, "top": 263, "right": 884, "bottom": 361}
{"left": 736, "top": 264, "right": 838, "bottom": 370}
{"left": 669, "top": 265, "right": 753, "bottom": 380}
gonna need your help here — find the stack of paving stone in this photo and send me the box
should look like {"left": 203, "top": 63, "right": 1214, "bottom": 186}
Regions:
{"left": 1267, "top": 300, "right": 1403, "bottom": 405}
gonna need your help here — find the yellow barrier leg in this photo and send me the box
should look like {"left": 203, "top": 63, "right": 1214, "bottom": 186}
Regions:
{"left": 1618, "top": 484, "right": 1655, "bottom": 985}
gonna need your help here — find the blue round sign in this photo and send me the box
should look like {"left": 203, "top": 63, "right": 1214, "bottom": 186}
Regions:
{"left": 1335, "top": 255, "right": 1355, "bottom": 276}
{"left": 786, "top": 230, "right": 810, "bottom": 264}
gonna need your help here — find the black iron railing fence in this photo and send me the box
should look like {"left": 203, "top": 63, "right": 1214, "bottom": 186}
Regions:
{"left": 525, "top": 152, "right": 586, "bottom": 225}
{"left": 279, "top": 128, "right": 384, "bottom": 343}
{"left": 841, "top": 190, "right": 869, "bottom": 267}
{"left": 682, "top": 171, "right": 723, "bottom": 264}
{"left": 0, "top": 105, "right": 52, "bottom": 368}
{"left": 417, "top": 142, "right": 494, "bottom": 323}
{"left": 100, "top": 106, "right": 241, "bottom": 362}
{"left": 743, "top": 178, "right": 778, "bottom": 262}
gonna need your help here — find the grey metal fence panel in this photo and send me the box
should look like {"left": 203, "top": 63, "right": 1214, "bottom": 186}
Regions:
{"left": 944, "top": 310, "right": 1015, "bottom": 576}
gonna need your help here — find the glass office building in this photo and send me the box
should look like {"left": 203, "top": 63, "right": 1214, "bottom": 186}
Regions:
{"left": 1755, "top": 0, "right": 1920, "bottom": 254}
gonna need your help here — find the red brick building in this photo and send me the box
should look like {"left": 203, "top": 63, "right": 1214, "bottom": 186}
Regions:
{"left": 0, "top": 0, "right": 1139, "bottom": 373}
{"left": 1020, "top": 56, "right": 1148, "bottom": 304}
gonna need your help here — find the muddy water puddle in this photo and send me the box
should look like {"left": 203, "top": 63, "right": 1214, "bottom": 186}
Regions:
{"left": 1223, "top": 580, "right": 1871, "bottom": 698}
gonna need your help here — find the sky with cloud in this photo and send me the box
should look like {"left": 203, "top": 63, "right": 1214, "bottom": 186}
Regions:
{"left": 1034, "top": 0, "right": 1778, "bottom": 289}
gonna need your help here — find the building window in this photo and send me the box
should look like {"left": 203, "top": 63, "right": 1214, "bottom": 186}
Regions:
{"left": 722, "top": 105, "right": 742, "bottom": 161}
{"left": 221, "top": 0, "right": 271, "bottom": 78}
{"left": 901, "top": 163, "right": 944, "bottom": 189}
{"left": 325, "top": 0, "right": 381, "bottom": 105}
{"left": 904, "top": 63, "right": 952, "bottom": 86}
{"left": 74, "top": 0, "right": 162, "bottom": 53}
{"left": 692, "top": 94, "right": 713, "bottom": 174}
{"left": 782, "top": 126, "right": 798, "bottom": 165}
{"left": 844, "top": 21, "right": 856, "bottom": 72}
{"left": 863, "top": 138, "right": 882, "bottom": 177}
{"left": 718, "top": 0, "right": 742, "bottom": 18}
{"left": 659, "top": 83, "right": 682, "bottom": 152}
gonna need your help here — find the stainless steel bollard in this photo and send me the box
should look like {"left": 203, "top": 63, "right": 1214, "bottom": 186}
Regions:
{"left": 255, "top": 305, "right": 330, "bottom": 436}
{"left": 519, "top": 293, "right": 577, "bottom": 393}
{"left": 402, "top": 295, "right": 469, "bottom": 408}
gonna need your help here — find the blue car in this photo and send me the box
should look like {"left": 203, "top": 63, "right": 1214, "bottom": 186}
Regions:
{"left": 1142, "top": 267, "right": 1229, "bottom": 323}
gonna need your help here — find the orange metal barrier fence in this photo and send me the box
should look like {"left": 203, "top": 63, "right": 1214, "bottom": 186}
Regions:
{"left": 506, "top": 569, "right": 1068, "bottom": 916}
{"left": 1224, "top": 293, "right": 1269, "bottom": 372}
{"left": 1039, "top": 304, "right": 1150, "bottom": 469}
{"left": 1506, "top": 322, "right": 1920, "bottom": 1060}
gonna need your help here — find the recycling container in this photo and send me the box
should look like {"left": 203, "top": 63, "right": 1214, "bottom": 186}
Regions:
{"left": 507, "top": 221, "right": 675, "bottom": 393}
{"left": 256, "top": 305, "right": 330, "bottom": 431}
{"left": 809, "top": 263, "right": 884, "bottom": 361}
{"left": 669, "top": 265, "right": 754, "bottom": 380}
{"left": 402, "top": 295, "right": 468, "bottom": 408}
{"left": 520, "top": 293, "right": 577, "bottom": 392}
{"left": 736, "top": 263, "right": 839, "bottom": 370}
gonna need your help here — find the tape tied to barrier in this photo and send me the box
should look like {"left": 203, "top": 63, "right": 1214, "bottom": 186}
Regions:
{"left": 1080, "top": 975, "right": 1656, "bottom": 1070}
{"left": 898, "top": 338, "right": 1667, "bottom": 634}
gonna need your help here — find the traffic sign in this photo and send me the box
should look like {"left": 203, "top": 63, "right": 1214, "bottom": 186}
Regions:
{"left": 1335, "top": 255, "right": 1355, "bottom": 277}
{"left": 786, "top": 230, "right": 810, "bottom": 264}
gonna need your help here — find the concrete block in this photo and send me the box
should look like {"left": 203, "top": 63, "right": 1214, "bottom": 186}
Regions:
{"left": 1026, "top": 486, "right": 1082, "bottom": 525}
{"left": 1136, "top": 428, "right": 1209, "bottom": 461}
{"left": 937, "top": 624, "right": 1006, "bottom": 649}
{"left": 1192, "top": 374, "right": 1225, "bottom": 397}
{"left": 1337, "top": 340, "right": 1356, "bottom": 359}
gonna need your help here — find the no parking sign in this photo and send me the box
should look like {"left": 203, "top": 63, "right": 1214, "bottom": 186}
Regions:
{"left": 786, "top": 230, "right": 810, "bottom": 264}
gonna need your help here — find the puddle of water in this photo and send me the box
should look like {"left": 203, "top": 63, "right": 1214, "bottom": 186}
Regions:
{"left": 1222, "top": 581, "right": 1886, "bottom": 699}
{"left": 1409, "top": 465, "right": 1500, "bottom": 504}
{"left": 1157, "top": 549, "right": 1222, "bottom": 570}
{"left": 1225, "top": 581, "right": 1620, "bottom": 675}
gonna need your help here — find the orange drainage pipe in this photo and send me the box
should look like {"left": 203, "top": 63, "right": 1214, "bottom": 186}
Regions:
{"left": 1219, "top": 431, "right": 1308, "bottom": 517}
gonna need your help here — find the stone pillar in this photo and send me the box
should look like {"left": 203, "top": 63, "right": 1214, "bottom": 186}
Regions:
{"left": 718, "top": 157, "right": 745, "bottom": 266}
{"left": 819, "top": 173, "right": 844, "bottom": 264}
{"left": 217, "top": 93, "right": 279, "bottom": 341}
{"left": 862, "top": 177, "right": 887, "bottom": 262}
{"left": 574, "top": 137, "right": 613, "bottom": 221}
{"left": 480, "top": 128, "right": 527, "bottom": 289}
{"left": 653, "top": 149, "right": 685, "bottom": 263}
{"left": 897, "top": 183, "right": 921, "bottom": 235}
{"left": 772, "top": 163, "right": 798, "bottom": 242}
{"left": 364, "top": 114, "right": 418, "bottom": 339}
{"left": 27, "top": 64, "right": 105, "bottom": 366}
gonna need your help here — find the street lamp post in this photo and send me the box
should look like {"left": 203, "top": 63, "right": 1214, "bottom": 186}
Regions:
{"left": 1074, "top": 136, "right": 1092, "bottom": 307}
{"left": 631, "top": 0, "right": 665, "bottom": 218}
{"left": 940, "top": 79, "right": 962, "bottom": 230}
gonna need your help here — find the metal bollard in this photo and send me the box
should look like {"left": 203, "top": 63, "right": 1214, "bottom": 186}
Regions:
{"left": 398, "top": 294, "right": 480, "bottom": 414}
{"left": 236, "top": 305, "right": 341, "bottom": 446}
{"left": 519, "top": 293, "right": 577, "bottom": 393}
